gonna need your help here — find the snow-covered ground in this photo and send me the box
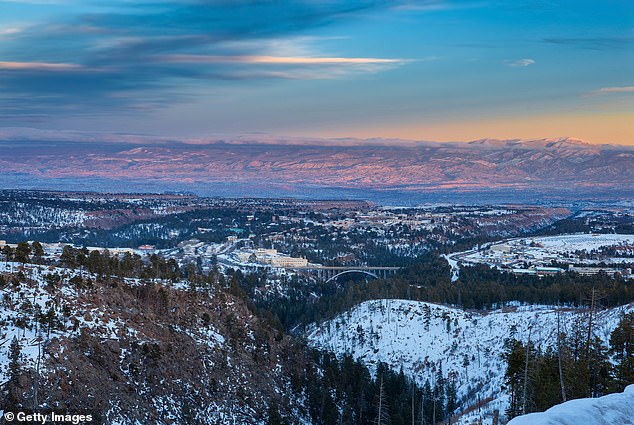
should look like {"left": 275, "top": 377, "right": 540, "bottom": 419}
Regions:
{"left": 449, "top": 233, "right": 634, "bottom": 275}
{"left": 508, "top": 384, "right": 634, "bottom": 425}
{"left": 306, "top": 299, "right": 634, "bottom": 424}
{"left": 0, "top": 262, "right": 224, "bottom": 385}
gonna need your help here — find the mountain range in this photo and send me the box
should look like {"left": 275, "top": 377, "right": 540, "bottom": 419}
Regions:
{"left": 1, "top": 132, "right": 632, "bottom": 202}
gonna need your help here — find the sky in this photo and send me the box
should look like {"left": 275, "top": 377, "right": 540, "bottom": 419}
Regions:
{"left": 0, "top": 0, "right": 633, "bottom": 145}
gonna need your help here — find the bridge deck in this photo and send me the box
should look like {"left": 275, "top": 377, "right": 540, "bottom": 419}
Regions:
{"left": 285, "top": 266, "right": 401, "bottom": 270}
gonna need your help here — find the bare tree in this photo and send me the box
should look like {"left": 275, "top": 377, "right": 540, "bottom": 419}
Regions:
{"left": 522, "top": 326, "right": 532, "bottom": 415}
{"left": 557, "top": 309, "right": 567, "bottom": 402}
{"left": 376, "top": 377, "right": 389, "bottom": 425}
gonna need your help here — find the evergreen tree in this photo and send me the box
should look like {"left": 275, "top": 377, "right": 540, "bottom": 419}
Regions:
{"left": 433, "top": 365, "right": 445, "bottom": 423}
{"left": 61, "top": 245, "right": 76, "bottom": 268}
{"left": 445, "top": 376, "right": 457, "bottom": 422}
{"left": 2, "top": 244, "right": 13, "bottom": 265}
{"left": 14, "top": 241, "right": 31, "bottom": 265}
{"left": 610, "top": 312, "right": 634, "bottom": 391}
{"left": 266, "top": 402, "right": 286, "bottom": 425}
{"left": 503, "top": 339, "right": 526, "bottom": 419}
{"left": 4, "top": 336, "right": 23, "bottom": 409}
{"left": 31, "top": 241, "right": 45, "bottom": 263}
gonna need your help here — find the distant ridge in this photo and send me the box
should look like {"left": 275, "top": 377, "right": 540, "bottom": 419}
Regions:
{"left": 1, "top": 129, "right": 632, "bottom": 202}
{"left": 0, "top": 127, "right": 631, "bottom": 147}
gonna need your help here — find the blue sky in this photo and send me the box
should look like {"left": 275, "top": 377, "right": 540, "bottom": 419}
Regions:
{"left": 1, "top": 0, "right": 633, "bottom": 144}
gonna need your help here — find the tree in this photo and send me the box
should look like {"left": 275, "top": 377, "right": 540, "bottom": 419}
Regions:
{"left": 31, "top": 241, "right": 45, "bottom": 263}
{"left": 14, "top": 241, "right": 31, "bottom": 265}
{"left": 2, "top": 244, "right": 14, "bottom": 265}
{"left": 445, "top": 376, "right": 458, "bottom": 423}
{"left": 266, "top": 402, "right": 286, "bottom": 425}
{"left": 376, "top": 376, "right": 390, "bottom": 425}
{"left": 60, "top": 245, "right": 76, "bottom": 268}
{"left": 434, "top": 364, "right": 446, "bottom": 423}
{"left": 610, "top": 312, "right": 634, "bottom": 391}
{"left": 503, "top": 339, "right": 526, "bottom": 419}
{"left": 4, "top": 336, "right": 23, "bottom": 409}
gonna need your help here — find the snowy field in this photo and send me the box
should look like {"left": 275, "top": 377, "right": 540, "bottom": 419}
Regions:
{"left": 307, "top": 299, "right": 634, "bottom": 425}
{"left": 451, "top": 233, "right": 634, "bottom": 274}
{"left": 507, "top": 233, "right": 634, "bottom": 253}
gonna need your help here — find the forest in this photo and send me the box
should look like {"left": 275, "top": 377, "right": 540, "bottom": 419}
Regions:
{"left": 503, "top": 312, "right": 634, "bottom": 418}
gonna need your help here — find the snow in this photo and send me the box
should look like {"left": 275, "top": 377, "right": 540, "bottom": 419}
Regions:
{"left": 306, "top": 299, "right": 634, "bottom": 424}
{"left": 508, "top": 385, "right": 634, "bottom": 425}
{"left": 448, "top": 233, "right": 634, "bottom": 273}
{"left": 0, "top": 262, "right": 226, "bottom": 390}
{"left": 442, "top": 253, "right": 460, "bottom": 282}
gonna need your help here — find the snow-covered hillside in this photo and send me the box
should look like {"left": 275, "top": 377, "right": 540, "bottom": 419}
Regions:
{"left": 307, "top": 299, "right": 634, "bottom": 424}
{"left": 508, "top": 384, "right": 634, "bottom": 425}
{"left": 0, "top": 262, "right": 307, "bottom": 424}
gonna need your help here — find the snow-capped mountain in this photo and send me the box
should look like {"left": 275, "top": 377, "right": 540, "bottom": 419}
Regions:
{"left": 2, "top": 135, "right": 632, "bottom": 201}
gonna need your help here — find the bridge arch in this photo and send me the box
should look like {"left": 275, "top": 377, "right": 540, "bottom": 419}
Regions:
{"left": 325, "top": 269, "right": 379, "bottom": 283}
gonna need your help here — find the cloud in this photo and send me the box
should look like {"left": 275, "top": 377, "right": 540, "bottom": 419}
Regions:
{"left": 153, "top": 54, "right": 407, "bottom": 78}
{"left": 159, "top": 55, "right": 405, "bottom": 66}
{"left": 0, "top": 0, "right": 415, "bottom": 120}
{"left": 0, "top": 61, "right": 83, "bottom": 71}
{"left": 590, "top": 86, "right": 634, "bottom": 95}
{"left": 543, "top": 36, "right": 634, "bottom": 50}
{"left": 395, "top": 0, "right": 486, "bottom": 11}
{"left": 0, "top": 27, "right": 22, "bottom": 36}
{"left": 504, "top": 58, "right": 535, "bottom": 67}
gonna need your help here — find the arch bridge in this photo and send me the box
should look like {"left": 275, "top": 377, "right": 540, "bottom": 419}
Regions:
{"left": 285, "top": 266, "right": 401, "bottom": 283}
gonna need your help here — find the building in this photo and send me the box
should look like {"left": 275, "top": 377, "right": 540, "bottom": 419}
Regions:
{"left": 568, "top": 266, "right": 633, "bottom": 278}
{"left": 270, "top": 256, "right": 308, "bottom": 268}
{"left": 234, "top": 248, "right": 308, "bottom": 268}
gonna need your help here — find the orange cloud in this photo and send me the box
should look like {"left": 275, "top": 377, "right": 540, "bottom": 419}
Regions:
{"left": 158, "top": 54, "right": 405, "bottom": 65}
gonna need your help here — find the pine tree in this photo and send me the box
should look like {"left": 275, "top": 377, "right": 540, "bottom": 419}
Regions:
{"left": 609, "top": 312, "right": 634, "bottom": 391}
{"left": 445, "top": 376, "right": 457, "bottom": 423}
{"left": 503, "top": 339, "right": 525, "bottom": 419}
{"left": 4, "top": 336, "right": 23, "bottom": 409}
{"left": 31, "top": 241, "right": 45, "bottom": 264}
{"left": 266, "top": 402, "right": 286, "bottom": 425}
{"left": 2, "top": 245, "right": 13, "bottom": 266}
{"left": 8, "top": 336, "right": 22, "bottom": 382}
{"left": 14, "top": 241, "right": 31, "bottom": 265}
{"left": 434, "top": 364, "right": 446, "bottom": 423}
{"left": 61, "top": 245, "right": 76, "bottom": 268}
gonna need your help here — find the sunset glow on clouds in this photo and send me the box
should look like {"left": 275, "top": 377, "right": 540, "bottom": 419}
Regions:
{"left": 0, "top": 61, "right": 82, "bottom": 70}
{"left": 0, "top": 0, "right": 632, "bottom": 144}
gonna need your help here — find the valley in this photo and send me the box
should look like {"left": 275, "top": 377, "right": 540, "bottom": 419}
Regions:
{"left": 0, "top": 190, "right": 633, "bottom": 424}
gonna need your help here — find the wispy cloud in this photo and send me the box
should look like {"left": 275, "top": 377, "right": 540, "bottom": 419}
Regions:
{"left": 589, "top": 86, "right": 634, "bottom": 95}
{"left": 159, "top": 55, "right": 405, "bottom": 65}
{"left": 0, "top": 27, "right": 22, "bottom": 36}
{"left": 395, "top": 0, "right": 487, "bottom": 11}
{"left": 543, "top": 36, "right": 634, "bottom": 50}
{"left": 0, "top": 61, "right": 82, "bottom": 71}
{"left": 504, "top": 58, "right": 535, "bottom": 67}
{"left": 1, "top": 0, "right": 414, "bottom": 119}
